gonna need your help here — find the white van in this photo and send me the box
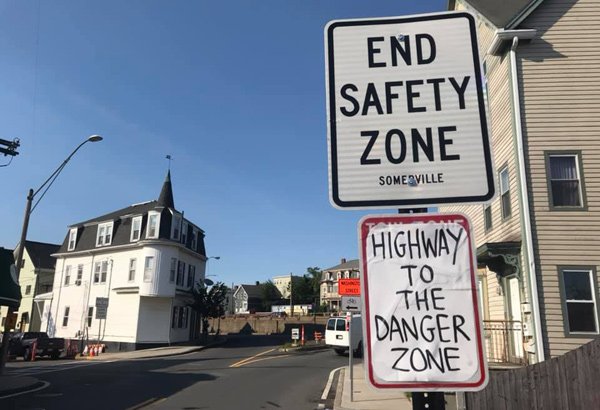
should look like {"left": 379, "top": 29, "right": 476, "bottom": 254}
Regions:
{"left": 325, "top": 315, "right": 363, "bottom": 356}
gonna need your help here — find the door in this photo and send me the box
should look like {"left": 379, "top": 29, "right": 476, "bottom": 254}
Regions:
{"left": 506, "top": 277, "right": 524, "bottom": 360}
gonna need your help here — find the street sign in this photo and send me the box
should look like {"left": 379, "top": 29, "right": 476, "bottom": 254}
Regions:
{"left": 325, "top": 12, "right": 494, "bottom": 209}
{"left": 341, "top": 296, "right": 362, "bottom": 312}
{"left": 95, "top": 297, "right": 109, "bottom": 320}
{"left": 291, "top": 328, "right": 300, "bottom": 340}
{"left": 339, "top": 279, "right": 361, "bottom": 296}
{"left": 358, "top": 213, "right": 487, "bottom": 391}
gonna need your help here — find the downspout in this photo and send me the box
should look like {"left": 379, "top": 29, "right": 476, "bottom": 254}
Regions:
{"left": 51, "top": 258, "right": 67, "bottom": 336}
{"left": 509, "top": 36, "right": 545, "bottom": 362}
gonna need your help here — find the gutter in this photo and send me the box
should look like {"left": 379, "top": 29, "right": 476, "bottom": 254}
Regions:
{"left": 488, "top": 29, "right": 536, "bottom": 56}
{"left": 508, "top": 35, "right": 546, "bottom": 362}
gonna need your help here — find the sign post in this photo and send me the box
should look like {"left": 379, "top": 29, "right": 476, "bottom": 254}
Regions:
{"left": 325, "top": 12, "right": 493, "bottom": 209}
{"left": 358, "top": 213, "right": 487, "bottom": 394}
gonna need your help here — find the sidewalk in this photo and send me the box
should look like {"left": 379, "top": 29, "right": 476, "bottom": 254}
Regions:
{"left": 335, "top": 363, "right": 413, "bottom": 410}
{"left": 334, "top": 363, "right": 458, "bottom": 410}
{"left": 76, "top": 339, "right": 226, "bottom": 361}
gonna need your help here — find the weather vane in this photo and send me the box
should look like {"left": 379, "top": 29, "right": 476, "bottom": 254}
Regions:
{"left": 166, "top": 154, "right": 172, "bottom": 171}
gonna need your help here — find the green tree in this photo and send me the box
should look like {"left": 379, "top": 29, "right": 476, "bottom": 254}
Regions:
{"left": 189, "top": 281, "right": 228, "bottom": 340}
{"left": 259, "top": 280, "right": 280, "bottom": 311}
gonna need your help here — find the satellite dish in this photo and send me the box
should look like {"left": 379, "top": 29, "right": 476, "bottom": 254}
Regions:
{"left": 204, "top": 278, "right": 214, "bottom": 286}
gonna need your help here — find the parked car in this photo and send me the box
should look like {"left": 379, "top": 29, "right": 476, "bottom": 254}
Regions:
{"left": 325, "top": 315, "right": 363, "bottom": 357}
{"left": 8, "top": 332, "right": 65, "bottom": 361}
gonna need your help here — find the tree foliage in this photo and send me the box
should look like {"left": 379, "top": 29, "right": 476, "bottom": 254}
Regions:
{"left": 289, "top": 267, "right": 323, "bottom": 305}
{"left": 189, "top": 281, "right": 228, "bottom": 335}
{"left": 259, "top": 280, "right": 280, "bottom": 311}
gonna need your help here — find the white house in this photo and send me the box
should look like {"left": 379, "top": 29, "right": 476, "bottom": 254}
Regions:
{"left": 39, "top": 171, "right": 208, "bottom": 351}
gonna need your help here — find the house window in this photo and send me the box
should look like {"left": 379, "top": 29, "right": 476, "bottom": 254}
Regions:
{"left": 147, "top": 212, "right": 160, "bottom": 239}
{"left": 547, "top": 154, "right": 584, "bottom": 208}
{"left": 25, "top": 285, "right": 31, "bottom": 295}
{"left": 499, "top": 167, "right": 511, "bottom": 219}
{"left": 87, "top": 306, "right": 94, "bottom": 327}
{"left": 68, "top": 228, "right": 78, "bottom": 251}
{"left": 191, "top": 229, "right": 197, "bottom": 250}
{"left": 96, "top": 222, "right": 114, "bottom": 246}
{"left": 93, "top": 261, "right": 108, "bottom": 284}
{"left": 77, "top": 264, "right": 83, "bottom": 283}
{"left": 64, "top": 265, "right": 72, "bottom": 286}
{"left": 144, "top": 256, "right": 154, "bottom": 282}
{"left": 177, "top": 261, "right": 185, "bottom": 286}
{"left": 172, "top": 306, "right": 179, "bottom": 328}
{"left": 484, "top": 203, "right": 492, "bottom": 231}
{"left": 128, "top": 258, "right": 136, "bottom": 282}
{"left": 131, "top": 216, "right": 142, "bottom": 242}
{"left": 62, "top": 306, "right": 70, "bottom": 327}
{"left": 181, "top": 221, "right": 188, "bottom": 245}
{"left": 170, "top": 258, "right": 177, "bottom": 283}
{"left": 560, "top": 268, "right": 598, "bottom": 334}
{"left": 172, "top": 214, "right": 181, "bottom": 240}
{"left": 183, "top": 307, "right": 188, "bottom": 328}
{"left": 187, "top": 265, "right": 195, "bottom": 288}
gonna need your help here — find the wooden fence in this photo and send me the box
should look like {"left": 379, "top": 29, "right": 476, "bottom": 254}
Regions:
{"left": 466, "top": 337, "right": 600, "bottom": 409}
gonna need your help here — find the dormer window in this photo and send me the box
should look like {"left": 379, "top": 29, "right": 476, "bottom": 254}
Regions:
{"left": 181, "top": 221, "right": 188, "bottom": 245}
{"left": 191, "top": 229, "right": 197, "bottom": 251}
{"left": 68, "top": 228, "right": 78, "bottom": 251}
{"left": 146, "top": 211, "right": 160, "bottom": 239}
{"left": 130, "top": 216, "right": 142, "bottom": 242}
{"left": 96, "top": 222, "right": 114, "bottom": 247}
{"left": 171, "top": 214, "right": 181, "bottom": 240}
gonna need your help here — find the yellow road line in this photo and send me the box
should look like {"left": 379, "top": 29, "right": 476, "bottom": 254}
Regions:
{"left": 229, "top": 348, "right": 277, "bottom": 368}
{"left": 235, "top": 354, "right": 290, "bottom": 367}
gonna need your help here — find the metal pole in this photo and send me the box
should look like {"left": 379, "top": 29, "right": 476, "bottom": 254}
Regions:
{"left": 412, "top": 392, "right": 446, "bottom": 410}
{"left": 0, "top": 189, "right": 33, "bottom": 375}
{"left": 349, "top": 312, "right": 353, "bottom": 402}
{"left": 289, "top": 272, "right": 293, "bottom": 317}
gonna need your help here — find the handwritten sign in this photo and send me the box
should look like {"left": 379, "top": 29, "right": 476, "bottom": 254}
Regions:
{"left": 359, "top": 213, "right": 487, "bottom": 391}
{"left": 339, "top": 279, "right": 361, "bottom": 296}
{"left": 325, "top": 12, "right": 494, "bottom": 209}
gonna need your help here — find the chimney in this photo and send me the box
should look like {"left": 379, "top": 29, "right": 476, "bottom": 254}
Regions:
{"left": 341, "top": 258, "right": 347, "bottom": 264}
{"left": 255, "top": 281, "right": 260, "bottom": 286}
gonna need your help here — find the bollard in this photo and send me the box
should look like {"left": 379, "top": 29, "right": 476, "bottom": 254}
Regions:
{"left": 31, "top": 339, "right": 37, "bottom": 362}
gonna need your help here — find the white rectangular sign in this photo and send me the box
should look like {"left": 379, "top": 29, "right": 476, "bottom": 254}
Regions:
{"left": 291, "top": 328, "right": 300, "bottom": 340}
{"left": 325, "top": 12, "right": 494, "bottom": 209}
{"left": 341, "top": 296, "right": 362, "bottom": 312}
{"left": 358, "top": 213, "right": 487, "bottom": 391}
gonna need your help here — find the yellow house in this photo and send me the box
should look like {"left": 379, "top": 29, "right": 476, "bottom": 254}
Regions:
{"left": 0, "top": 241, "right": 59, "bottom": 332}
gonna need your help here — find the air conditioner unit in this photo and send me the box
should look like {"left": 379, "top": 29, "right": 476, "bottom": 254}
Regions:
{"left": 75, "top": 280, "right": 82, "bottom": 286}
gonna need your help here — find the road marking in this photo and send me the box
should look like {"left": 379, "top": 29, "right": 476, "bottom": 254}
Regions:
{"left": 321, "top": 366, "right": 344, "bottom": 400}
{"left": 0, "top": 381, "right": 50, "bottom": 400}
{"left": 233, "top": 354, "right": 290, "bottom": 367}
{"left": 126, "top": 397, "right": 163, "bottom": 409}
{"left": 6, "top": 361, "right": 103, "bottom": 376}
{"left": 229, "top": 348, "right": 276, "bottom": 368}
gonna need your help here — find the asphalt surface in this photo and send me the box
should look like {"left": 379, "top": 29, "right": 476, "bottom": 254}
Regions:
{"left": 1, "top": 335, "right": 346, "bottom": 410}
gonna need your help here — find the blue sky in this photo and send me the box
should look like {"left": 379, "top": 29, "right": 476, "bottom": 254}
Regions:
{"left": 0, "top": 0, "right": 446, "bottom": 285}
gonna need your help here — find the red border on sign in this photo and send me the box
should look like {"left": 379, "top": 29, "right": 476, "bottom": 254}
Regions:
{"left": 359, "top": 213, "right": 487, "bottom": 390}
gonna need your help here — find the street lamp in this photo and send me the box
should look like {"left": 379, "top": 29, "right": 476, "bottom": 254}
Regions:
{"left": 0, "top": 134, "right": 103, "bottom": 374}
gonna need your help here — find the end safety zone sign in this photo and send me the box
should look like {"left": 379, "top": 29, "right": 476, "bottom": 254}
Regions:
{"left": 358, "top": 213, "right": 487, "bottom": 391}
{"left": 325, "top": 12, "right": 494, "bottom": 209}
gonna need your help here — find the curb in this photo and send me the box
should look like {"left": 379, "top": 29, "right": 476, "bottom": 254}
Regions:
{"left": 279, "top": 344, "right": 330, "bottom": 353}
{"left": 333, "top": 368, "right": 345, "bottom": 410}
{"left": 0, "top": 380, "right": 48, "bottom": 400}
{"left": 74, "top": 338, "right": 228, "bottom": 361}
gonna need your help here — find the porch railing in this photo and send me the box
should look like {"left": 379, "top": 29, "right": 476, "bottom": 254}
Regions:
{"left": 483, "top": 320, "right": 527, "bottom": 366}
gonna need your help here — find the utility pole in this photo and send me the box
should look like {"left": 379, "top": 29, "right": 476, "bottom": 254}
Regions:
{"left": 289, "top": 272, "right": 294, "bottom": 317}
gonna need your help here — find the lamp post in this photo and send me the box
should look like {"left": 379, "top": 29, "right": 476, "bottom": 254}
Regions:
{"left": 0, "top": 135, "right": 103, "bottom": 374}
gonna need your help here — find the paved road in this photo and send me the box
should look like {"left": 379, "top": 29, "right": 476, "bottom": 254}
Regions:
{"left": 2, "top": 335, "right": 346, "bottom": 410}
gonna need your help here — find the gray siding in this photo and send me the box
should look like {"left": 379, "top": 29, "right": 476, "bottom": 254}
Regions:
{"left": 519, "top": 0, "right": 600, "bottom": 357}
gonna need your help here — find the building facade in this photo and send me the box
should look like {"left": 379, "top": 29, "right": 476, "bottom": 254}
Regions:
{"left": 320, "top": 258, "right": 359, "bottom": 312}
{"left": 39, "top": 171, "right": 208, "bottom": 350}
{"left": 443, "top": 0, "right": 600, "bottom": 364}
